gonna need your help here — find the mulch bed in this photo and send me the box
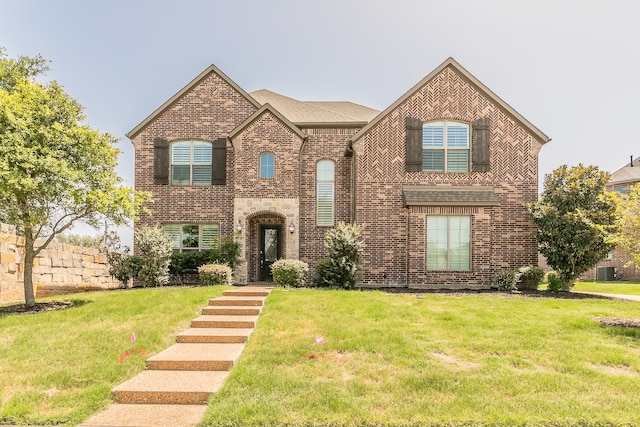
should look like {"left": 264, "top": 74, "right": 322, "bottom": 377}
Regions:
{"left": 0, "top": 301, "right": 73, "bottom": 315}
{"left": 593, "top": 317, "right": 640, "bottom": 329}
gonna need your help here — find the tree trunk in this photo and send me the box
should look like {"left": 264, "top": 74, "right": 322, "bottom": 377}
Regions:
{"left": 23, "top": 228, "right": 37, "bottom": 307}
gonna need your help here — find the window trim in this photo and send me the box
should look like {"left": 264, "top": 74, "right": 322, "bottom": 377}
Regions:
{"left": 170, "top": 140, "right": 213, "bottom": 186}
{"left": 426, "top": 215, "right": 471, "bottom": 271}
{"left": 422, "top": 120, "right": 471, "bottom": 173}
{"left": 260, "top": 153, "right": 275, "bottom": 179}
{"left": 316, "top": 159, "right": 335, "bottom": 227}
{"left": 163, "top": 223, "right": 219, "bottom": 252}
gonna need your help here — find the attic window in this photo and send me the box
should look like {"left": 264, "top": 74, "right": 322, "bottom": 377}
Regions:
{"left": 422, "top": 121, "right": 470, "bottom": 172}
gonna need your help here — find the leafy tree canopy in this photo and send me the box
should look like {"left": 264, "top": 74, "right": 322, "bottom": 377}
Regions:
{"left": 609, "top": 184, "right": 640, "bottom": 270}
{"left": 0, "top": 47, "right": 150, "bottom": 306}
{"left": 528, "top": 164, "right": 617, "bottom": 289}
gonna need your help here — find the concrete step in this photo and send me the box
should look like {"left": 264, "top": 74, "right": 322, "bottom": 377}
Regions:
{"left": 191, "top": 314, "right": 258, "bottom": 328}
{"left": 112, "top": 370, "right": 229, "bottom": 404}
{"left": 176, "top": 327, "right": 253, "bottom": 343}
{"left": 79, "top": 403, "right": 207, "bottom": 427}
{"left": 146, "top": 343, "right": 245, "bottom": 371}
{"left": 208, "top": 296, "right": 265, "bottom": 306}
{"left": 223, "top": 287, "right": 271, "bottom": 297}
{"left": 202, "top": 305, "right": 261, "bottom": 315}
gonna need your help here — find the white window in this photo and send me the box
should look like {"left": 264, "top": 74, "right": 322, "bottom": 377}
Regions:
{"left": 316, "top": 160, "right": 335, "bottom": 226}
{"left": 163, "top": 224, "right": 219, "bottom": 252}
{"left": 426, "top": 216, "right": 471, "bottom": 270}
{"left": 260, "top": 153, "right": 275, "bottom": 179}
{"left": 171, "top": 141, "right": 212, "bottom": 185}
{"left": 422, "top": 121, "right": 470, "bottom": 172}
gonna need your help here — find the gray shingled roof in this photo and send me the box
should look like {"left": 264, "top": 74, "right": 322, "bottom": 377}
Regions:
{"left": 402, "top": 186, "right": 500, "bottom": 207}
{"left": 250, "top": 89, "right": 379, "bottom": 125}
{"left": 609, "top": 156, "right": 640, "bottom": 185}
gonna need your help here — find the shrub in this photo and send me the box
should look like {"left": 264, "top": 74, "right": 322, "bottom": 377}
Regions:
{"left": 108, "top": 255, "right": 144, "bottom": 287}
{"left": 135, "top": 226, "right": 174, "bottom": 287}
{"left": 319, "top": 222, "right": 365, "bottom": 289}
{"left": 493, "top": 269, "right": 517, "bottom": 291}
{"left": 213, "top": 236, "right": 242, "bottom": 270}
{"left": 170, "top": 250, "right": 213, "bottom": 283}
{"left": 546, "top": 272, "right": 565, "bottom": 292}
{"left": 271, "top": 259, "right": 309, "bottom": 288}
{"left": 198, "top": 263, "right": 233, "bottom": 286}
{"left": 517, "top": 266, "right": 545, "bottom": 291}
{"left": 313, "top": 258, "right": 333, "bottom": 288}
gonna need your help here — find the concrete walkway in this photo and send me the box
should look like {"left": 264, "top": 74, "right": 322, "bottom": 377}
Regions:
{"left": 79, "top": 286, "right": 271, "bottom": 427}
{"left": 575, "top": 291, "right": 640, "bottom": 302}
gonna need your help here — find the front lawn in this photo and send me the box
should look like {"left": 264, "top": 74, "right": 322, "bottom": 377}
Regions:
{"left": 0, "top": 286, "right": 227, "bottom": 426}
{"left": 573, "top": 280, "right": 640, "bottom": 296}
{"left": 202, "top": 289, "right": 640, "bottom": 426}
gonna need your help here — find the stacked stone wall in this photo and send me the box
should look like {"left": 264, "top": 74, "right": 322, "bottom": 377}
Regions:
{"left": 0, "top": 223, "right": 118, "bottom": 303}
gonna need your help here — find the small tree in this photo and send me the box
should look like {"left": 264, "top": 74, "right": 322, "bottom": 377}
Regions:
{"left": 317, "top": 222, "right": 365, "bottom": 289}
{"left": 610, "top": 183, "right": 640, "bottom": 270}
{"left": 528, "top": 165, "right": 617, "bottom": 290}
{"left": 135, "top": 226, "right": 174, "bottom": 287}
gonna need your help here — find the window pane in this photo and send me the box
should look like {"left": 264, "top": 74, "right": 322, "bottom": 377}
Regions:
{"left": 423, "top": 122, "right": 444, "bottom": 147}
{"left": 193, "top": 142, "right": 212, "bottom": 163}
{"left": 447, "top": 122, "right": 469, "bottom": 147}
{"left": 449, "top": 217, "right": 470, "bottom": 270}
{"left": 447, "top": 150, "right": 469, "bottom": 172}
{"left": 182, "top": 225, "right": 199, "bottom": 248}
{"left": 192, "top": 165, "right": 212, "bottom": 185}
{"left": 423, "top": 150, "right": 444, "bottom": 172}
{"left": 317, "top": 160, "right": 334, "bottom": 180}
{"left": 172, "top": 142, "right": 191, "bottom": 164}
{"left": 260, "top": 154, "right": 275, "bottom": 179}
{"left": 317, "top": 182, "right": 334, "bottom": 226}
{"left": 163, "top": 225, "right": 181, "bottom": 249}
{"left": 426, "top": 217, "right": 448, "bottom": 270}
{"left": 171, "top": 165, "right": 191, "bottom": 185}
{"left": 201, "top": 225, "right": 219, "bottom": 249}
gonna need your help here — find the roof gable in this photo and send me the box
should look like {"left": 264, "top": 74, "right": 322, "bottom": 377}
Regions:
{"left": 609, "top": 155, "right": 640, "bottom": 185}
{"left": 228, "top": 103, "right": 306, "bottom": 142}
{"left": 350, "top": 57, "right": 550, "bottom": 145}
{"left": 126, "top": 64, "right": 261, "bottom": 139}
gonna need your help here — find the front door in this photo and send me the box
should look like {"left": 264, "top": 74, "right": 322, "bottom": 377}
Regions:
{"left": 260, "top": 227, "right": 279, "bottom": 281}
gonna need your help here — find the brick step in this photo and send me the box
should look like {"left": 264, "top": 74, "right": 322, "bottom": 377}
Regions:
{"left": 191, "top": 314, "right": 257, "bottom": 329}
{"left": 223, "top": 287, "right": 271, "bottom": 297}
{"left": 78, "top": 403, "right": 207, "bottom": 427}
{"left": 146, "top": 343, "right": 245, "bottom": 371}
{"left": 208, "top": 296, "right": 265, "bottom": 306}
{"left": 112, "top": 370, "right": 229, "bottom": 404}
{"left": 202, "top": 305, "right": 261, "bottom": 315}
{"left": 176, "top": 327, "right": 253, "bottom": 343}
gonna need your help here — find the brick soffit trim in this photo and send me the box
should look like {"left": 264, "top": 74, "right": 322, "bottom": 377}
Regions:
{"left": 126, "top": 64, "right": 262, "bottom": 140}
{"left": 349, "top": 57, "right": 551, "bottom": 148}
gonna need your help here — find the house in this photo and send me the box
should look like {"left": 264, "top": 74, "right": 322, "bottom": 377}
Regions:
{"left": 127, "top": 58, "right": 550, "bottom": 288}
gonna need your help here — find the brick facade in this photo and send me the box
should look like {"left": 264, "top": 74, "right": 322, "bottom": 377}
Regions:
{"left": 128, "top": 59, "right": 549, "bottom": 289}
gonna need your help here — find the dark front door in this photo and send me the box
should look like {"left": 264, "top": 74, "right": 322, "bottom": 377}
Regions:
{"left": 260, "top": 227, "right": 279, "bottom": 281}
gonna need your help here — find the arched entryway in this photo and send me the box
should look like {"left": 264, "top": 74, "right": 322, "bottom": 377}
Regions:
{"left": 246, "top": 212, "right": 286, "bottom": 282}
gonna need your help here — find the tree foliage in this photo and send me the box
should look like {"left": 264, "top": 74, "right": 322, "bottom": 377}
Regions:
{"left": 315, "top": 222, "right": 365, "bottom": 289}
{"left": 528, "top": 165, "right": 617, "bottom": 289}
{"left": 134, "top": 226, "right": 173, "bottom": 287}
{"left": 609, "top": 183, "right": 640, "bottom": 270}
{"left": 0, "top": 48, "right": 150, "bottom": 305}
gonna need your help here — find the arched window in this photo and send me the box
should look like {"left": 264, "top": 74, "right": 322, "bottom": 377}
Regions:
{"left": 422, "top": 121, "right": 470, "bottom": 172}
{"left": 260, "top": 153, "right": 275, "bottom": 179}
{"left": 171, "top": 141, "right": 212, "bottom": 185}
{"left": 316, "top": 160, "right": 335, "bottom": 226}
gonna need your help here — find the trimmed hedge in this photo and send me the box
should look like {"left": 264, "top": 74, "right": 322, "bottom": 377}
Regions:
{"left": 271, "top": 259, "right": 309, "bottom": 288}
{"left": 198, "top": 263, "right": 233, "bottom": 286}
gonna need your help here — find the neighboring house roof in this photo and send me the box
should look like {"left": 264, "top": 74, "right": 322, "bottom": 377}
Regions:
{"left": 402, "top": 186, "right": 501, "bottom": 207}
{"left": 350, "top": 57, "right": 551, "bottom": 145}
{"left": 609, "top": 155, "right": 640, "bottom": 185}
{"left": 228, "top": 103, "right": 306, "bottom": 142}
{"left": 250, "top": 89, "right": 379, "bottom": 126}
{"left": 126, "top": 64, "right": 262, "bottom": 139}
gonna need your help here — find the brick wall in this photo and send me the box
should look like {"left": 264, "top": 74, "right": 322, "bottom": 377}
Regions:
{"left": 0, "top": 223, "right": 118, "bottom": 303}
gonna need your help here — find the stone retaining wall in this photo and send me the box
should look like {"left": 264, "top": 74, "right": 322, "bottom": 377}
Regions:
{"left": 0, "top": 223, "right": 119, "bottom": 303}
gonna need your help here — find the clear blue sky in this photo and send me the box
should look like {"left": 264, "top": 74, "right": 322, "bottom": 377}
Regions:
{"left": 3, "top": 0, "right": 640, "bottom": 241}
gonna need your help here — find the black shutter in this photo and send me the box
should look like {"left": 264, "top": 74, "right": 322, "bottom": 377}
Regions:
{"left": 211, "top": 138, "right": 227, "bottom": 185}
{"left": 472, "top": 117, "right": 490, "bottom": 172}
{"left": 406, "top": 117, "right": 423, "bottom": 172}
{"left": 153, "top": 138, "right": 169, "bottom": 185}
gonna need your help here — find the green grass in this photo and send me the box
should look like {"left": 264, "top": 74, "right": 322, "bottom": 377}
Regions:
{"left": 573, "top": 280, "right": 640, "bottom": 296}
{"left": 0, "top": 286, "right": 227, "bottom": 426}
{"left": 201, "top": 289, "right": 640, "bottom": 427}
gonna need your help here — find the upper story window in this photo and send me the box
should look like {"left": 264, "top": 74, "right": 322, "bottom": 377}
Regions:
{"left": 317, "top": 160, "right": 335, "bottom": 226}
{"left": 171, "top": 141, "right": 212, "bottom": 185}
{"left": 422, "top": 121, "right": 470, "bottom": 172}
{"left": 260, "top": 153, "right": 275, "bottom": 179}
{"left": 613, "top": 184, "right": 628, "bottom": 195}
{"left": 163, "top": 224, "right": 219, "bottom": 252}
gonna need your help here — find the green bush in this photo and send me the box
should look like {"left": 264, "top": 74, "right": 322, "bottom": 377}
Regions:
{"left": 318, "top": 222, "right": 365, "bottom": 289}
{"left": 546, "top": 272, "right": 565, "bottom": 291}
{"left": 313, "top": 258, "right": 333, "bottom": 288}
{"left": 170, "top": 250, "right": 213, "bottom": 281}
{"left": 493, "top": 269, "right": 517, "bottom": 291}
{"left": 213, "top": 236, "right": 242, "bottom": 270}
{"left": 517, "top": 266, "right": 545, "bottom": 291}
{"left": 198, "top": 263, "right": 233, "bottom": 286}
{"left": 108, "top": 255, "right": 144, "bottom": 287}
{"left": 271, "top": 259, "right": 309, "bottom": 288}
{"left": 135, "top": 226, "right": 174, "bottom": 287}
